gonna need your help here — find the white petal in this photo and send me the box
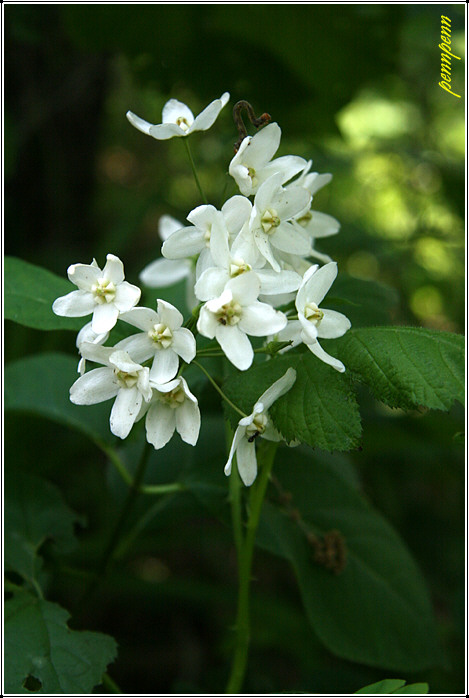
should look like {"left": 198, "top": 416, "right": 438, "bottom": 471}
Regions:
{"left": 175, "top": 399, "right": 201, "bottom": 445}
{"left": 257, "top": 368, "right": 297, "bottom": 411}
{"left": 307, "top": 339, "right": 345, "bottom": 373}
{"left": 276, "top": 320, "right": 303, "bottom": 349}
{"left": 253, "top": 230, "right": 281, "bottom": 272}
{"left": 270, "top": 223, "right": 311, "bottom": 256}
{"left": 68, "top": 263, "right": 101, "bottom": 290}
{"left": 226, "top": 271, "right": 260, "bottom": 305}
{"left": 91, "top": 303, "right": 119, "bottom": 334}
{"left": 156, "top": 299, "right": 183, "bottom": 329}
{"left": 276, "top": 187, "right": 311, "bottom": 222}
{"left": 109, "top": 350, "right": 143, "bottom": 373}
{"left": 216, "top": 324, "right": 253, "bottom": 371}
{"left": 79, "top": 342, "right": 114, "bottom": 365}
{"left": 221, "top": 195, "right": 252, "bottom": 236}
{"left": 145, "top": 401, "right": 176, "bottom": 449}
{"left": 161, "top": 226, "right": 204, "bottom": 258}
{"left": 102, "top": 254, "right": 125, "bottom": 284}
{"left": 242, "top": 123, "right": 281, "bottom": 168}
{"left": 126, "top": 110, "right": 153, "bottom": 136}
{"left": 116, "top": 333, "right": 155, "bottom": 364}
{"left": 255, "top": 269, "right": 301, "bottom": 295}
{"left": 224, "top": 425, "right": 246, "bottom": 476}
{"left": 307, "top": 211, "right": 340, "bottom": 238}
{"left": 159, "top": 214, "right": 185, "bottom": 241}
{"left": 197, "top": 305, "right": 219, "bottom": 339}
{"left": 195, "top": 268, "right": 230, "bottom": 301}
{"left": 140, "top": 258, "right": 190, "bottom": 287}
{"left": 172, "top": 328, "right": 196, "bottom": 363}
{"left": 149, "top": 123, "right": 186, "bottom": 139}
{"left": 149, "top": 348, "right": 179, "bottom": 384}
{"left": 259, "top": 155, "right": 308, "bottom": 189}
{"left": 296, "top": 264, "right": 319, "bottom": 311}
{"left": 304, "top": 261, "right": 338, "bottom": 306}
{"left": 236, "top": 437, "right": 258, "bottom": 486}
{"left": 254, "top": 171, "right": 284, "bottom": 213}
{"left": 162, "top": 98, "right": 194, "bottom": 126}
{"left": 120, "top": 306, "right": 158, "bottom": 331}
{"left": 239, "top": 302, "right": 287, "bottom": 337}
{"left": 70, "top": 367, "right": 119, "bottom": 405}
{"left": 52, "top": 290, "right": 94, "bottom": 318}
{"left": 190, "top": 94, "right": 229, "bottom": 132}
{"left": 113, "top": 281, "right": 141, "bottom": 312}
{"left": 110, "top": 387, "right": 142, "bottom": 439}
{"left": 317, "top": 309, "right": 351, "bottom": 339}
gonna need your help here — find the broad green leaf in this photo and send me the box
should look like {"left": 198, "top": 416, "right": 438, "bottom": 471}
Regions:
{"left": 4, "top": 352, "right": 111, "bottom": 443}
{"left": 5, "top": 472, "right": 82, "bottom": 583}
{"left": 356, "top": 679, "right": 429, "bottom": 693}
{"left": 256, "top": 449, "right": 442, "bottom": 672}
{"left": 4, "top": 256, "right": 84, "bottom": 331}
{"left": 223, "top": 352, "right": 361, "bottom": 451}
{"left": 355, "top": 679, "right": 406, "bottom": 694}
{"left": 335, "top": 327, "right": 464, "bottom": 410}
{"left": 4, "top": 592, "right": 117, "bottom": 693}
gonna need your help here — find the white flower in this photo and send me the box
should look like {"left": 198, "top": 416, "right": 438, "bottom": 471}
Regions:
{"left": 194, "top": 220, "right": 302, "bottom": 301}
{"left": 52, "top": 254, "right": 141, "bottom": 334}
{"left": 118, "top": 300, "right": 196, "bottom": 384}
{"left": 197, "top": 272, "right": 287, "bottom": 371}
{"left": 126, "top": 92, "right": 230, "bottom": 140}
{"left": 70, "top": 345, "right": 152, "bottom": 439}
{"left": 144, "top": 377, "right": 200, "bottom": 449}
{"left": 161, "top": 204, "right": 228, "bottom": 263}
{"left": 76, "top": 321, "right": 110, "bottom": 374}
{"left": 278, "top": 262, "right": 351, "bottom": 372}
{"left": 249, "top": 173, "right": 312, "bottom": 271}
{"left": 229, "top": 122, "right": 306, "bottom": 196}
{"left": 225, "top": 368, "right": 297, "bottom": 486}
{"left": 139, "top": 215, "right": 196, "bottom": 309}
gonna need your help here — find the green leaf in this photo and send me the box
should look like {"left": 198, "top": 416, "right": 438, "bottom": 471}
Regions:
{"left": 335, "top": 327, "right": 465, "bottom": 410}
{"left": 4, "top": 256, "right": 85, "bottom": 331}
{"left": 356, "top": 679, "right": 429, "bottom": 693}
{"left": 256, "top": 449, "right": 442, "bottom": 672}
{"left": 223, "top": 352, "right": 362, "bottom": 451}
{"left": 4, "top": 352, "right": 112, "bottom": 443}
{"left": 5, "top": 472, "right": 82, "bottom": 583}
{"left": 4, "top": 592, "right": 117, "bottom": 693}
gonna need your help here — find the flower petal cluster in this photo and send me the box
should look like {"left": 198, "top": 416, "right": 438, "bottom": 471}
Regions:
{"left": 127, "top": 92, "right": 230, "bottom": 140}
{"left": 278, "top": 262, "right": 351, "bottom": 372}
{"left": 197, "top": 272, "right": 287, "bottom": 370}
{"left": 53, "top": 254, "right": 141, "bottom": 334}
{"left": 70, "top": 344, "right": 152, "bottom": 439}
{"left": 229, "top": 123, "right": 306, "bottom": 196}
{"left": 143, "top": 376, "right": 201, "bottom": 449}
{"left": 225, "top": 368, "right": 297, "bottom": 486}
{"left": 119, "top": 300, "right": 196, "bottom": 384}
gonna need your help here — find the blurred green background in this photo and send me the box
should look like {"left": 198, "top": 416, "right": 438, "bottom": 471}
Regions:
{"left": 4, "top": 4, "right": 465, "bottom": 694}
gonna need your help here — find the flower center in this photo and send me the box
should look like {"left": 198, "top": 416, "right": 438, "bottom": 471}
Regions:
{"left": 148, "top": 323, "right": 173, "bottom": 349}
{"left": 176, "top": 116, "right": 190, "bottom": 132}
{"left": 229, "top": 259, "right": 252, "bottom": 278}
{"left": 247, "top": 166, "right": 258, "bottom": 187}
{"left": 246, "top": 412, "right": 268, "bottom": 440}
{"left": 92, "top": 278, "right": 116, "bottom": 305}
{"left": 115, "top": 369, "right": 139, "bottom": 389}
{"left": 216, "top": 300, "right": 242, "bottom": 326}
{"left": 159, "top": 386, "right": 185, "bottom": 409}
{"left": 261, "top": 208, "right": 281, "bottom": 234}
{"left": 203, "top": 224, "right": 212, "bottom": 247}
{"left": 304, "top": 302, "right": 324, "bottom": 326}
{"left": 296, "top": 210, "right": 312, "bottom": 227}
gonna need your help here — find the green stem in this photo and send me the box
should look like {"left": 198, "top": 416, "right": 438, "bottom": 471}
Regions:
{"left": 193, "top": 360, "right": 247, "bottom": 418}
{"left": 225, "top": 440, "right": 278, "bottom": 694}
{"left": 101, "top": 672, "right": 123, "bottom": 694}
{"left": 183, "top": 137, "right": 207, "bottom": 204}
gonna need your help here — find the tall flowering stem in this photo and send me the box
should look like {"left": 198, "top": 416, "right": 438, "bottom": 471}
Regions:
{"left": 183, "top": 137, "right": 208, "bottom": 204}
{"left": 226, "top": 440, "right": 278, "bottom": 694}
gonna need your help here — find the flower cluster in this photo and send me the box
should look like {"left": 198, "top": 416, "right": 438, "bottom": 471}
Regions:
{"left": 53, "top": 92, "right": 351, "bottom": 484}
